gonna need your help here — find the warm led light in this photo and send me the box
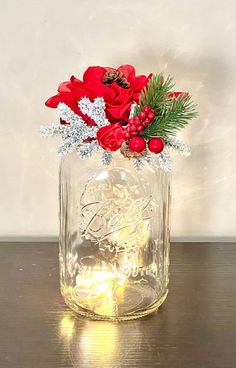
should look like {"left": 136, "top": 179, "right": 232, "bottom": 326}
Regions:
{"left": 72, "top": 221, "right": 150, "bottom": 317}
{"left": 73, "top": 267, "right": 126, "bottom": 316}
{"left": 76, "top": 267, "right": 126, "bottom": 301}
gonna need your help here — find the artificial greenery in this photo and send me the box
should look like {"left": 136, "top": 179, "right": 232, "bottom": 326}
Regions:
{"left": 135, "top": 74, "right": 198, "bottom": 140}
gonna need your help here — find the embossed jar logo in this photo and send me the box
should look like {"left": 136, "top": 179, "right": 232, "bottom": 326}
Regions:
{"left": 80, "top": 169, "right": 154, "bottom": 254}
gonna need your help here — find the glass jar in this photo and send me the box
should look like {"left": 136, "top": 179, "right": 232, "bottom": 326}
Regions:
{"left": 59, "top": 151, "right": 171, "bottom": 321}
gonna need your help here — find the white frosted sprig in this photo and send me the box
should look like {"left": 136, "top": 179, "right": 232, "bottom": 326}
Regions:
{"left": 166, "top": 138, "right": 191, "bottom": 157}
{"left": 56, "top": 122, "right": 98, "bottom": 156}
{"left": 45, "top": 102, "right": 96, "bottom": 155}
{"left": 158, "top": 150, "right": 173, "bottom": 172}
{"left": 77, "top": 140, "right": 99, "bottom": 159}
{"left": 133, "top": 156, "right": 145, "bottom": 171}
{"left": 58, "top": 137, "right": 77, "bottom": 155}
{"left": 78, "top": 97, "right": 110, "bottom": 128}
{"left": 40, "top": 124, "right": 65, "bottom": 137}
{"left": 101, "top": 150, "right": 113, "bottom": 166}
{"left": 144, "top": 154, "right": 159, "bottom": 171}
{"left": 57, "top": 102, "right": 83, "bottom": 124}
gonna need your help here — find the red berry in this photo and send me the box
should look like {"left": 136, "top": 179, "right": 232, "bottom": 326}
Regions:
{"left": 148, "top": 138, "right": 165, "bottom": 154}
{"left": 134, "top": 117, "right": 141, "bottom": 126}
{"left": 148, "top": 112, "right": 155, "bottom": 121}
{"left": 137, "top": 125, "right": 144, "bottom": 132}
{"left": 128, "top": 118, "right": 134, "bottom": 125}
{"left": 127, "top": 126, "right": 131, "bottom": 132}
{"left": 129, "top": 136, "right": 146, "bottom": 153}
{"left": 143, "top": 118, "right": 150, "bottom": 126}
{"left": 143, "top": 105, "right": 150, "bottom": 113}
{"left": 131, "top": 131, "right": 138, "bottom": 136}
{"left": 124, "top": 132, "right": 131, "bottom": 140}
{"left": 130, "top": 125, "right": 136, "bottom": 132}
{"left": 139, "top": 112, "right": 145, "bottom": 120}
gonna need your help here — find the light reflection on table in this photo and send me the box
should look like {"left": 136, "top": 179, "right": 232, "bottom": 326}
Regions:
{"left": 58, "top": 310, "right": 150, "bottom": 368}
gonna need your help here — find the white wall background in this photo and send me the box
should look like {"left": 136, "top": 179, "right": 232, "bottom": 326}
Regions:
{"left": 0, "top": 0, "right": 235, "bottom": 240}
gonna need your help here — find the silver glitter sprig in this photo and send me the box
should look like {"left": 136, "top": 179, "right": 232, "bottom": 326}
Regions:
{"left": 158, "top": 150, "right": 173, "bottom": 172}
{"left": 144, "top": 154, "right": 159, "bottom": 171}
{"left": 41, "top": 98, "right": 111, "bottom": 159}
{"left": 101, "top": 150, "right": 113, "bottom": 165}
{"left": 57, "top": 137, "right": 76, "bottom": 155}
{"left": 133, "top": 156, "right": 145, "bottom": 171}
{"left": 166, "top": 138, "right": 191, "bottom": 156}
{"left": 56, "top": 121, "right": 98, "bottom": 155}
{"left": 57, "top": 102, "right": 83, "bottom": 124}
{"left": 40, "top": 123, "right": 65, "bottom": 137}
{"left": 77, "top": 140, "right": 99, "bottom": 159}
{"left": 78, "top": 97, "right": 110, "bottom": 128}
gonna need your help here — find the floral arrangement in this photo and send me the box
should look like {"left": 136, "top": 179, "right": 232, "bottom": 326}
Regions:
{"left": 41, "top": 64, "right": 197, "bottom": 171}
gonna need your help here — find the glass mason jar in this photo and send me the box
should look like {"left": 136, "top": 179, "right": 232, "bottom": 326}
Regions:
{"left": 59, "top": 150, "right": 171, "bottom": 321}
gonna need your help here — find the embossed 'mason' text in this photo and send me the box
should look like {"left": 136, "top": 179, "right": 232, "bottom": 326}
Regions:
{"left": 78, "top": 262, "right": 159, "bottom": 279}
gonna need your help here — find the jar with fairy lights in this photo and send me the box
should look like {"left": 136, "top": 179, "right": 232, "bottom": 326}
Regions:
{"left": 41, "top": 64, "right": 197, "bottom": 320}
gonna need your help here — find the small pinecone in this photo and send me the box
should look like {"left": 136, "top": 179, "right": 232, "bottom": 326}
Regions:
{"left": 120, "top": 142, "right": 147, "bottom": 159}
{"left": 102, "top": 70, "right": 130, "bottom": 89}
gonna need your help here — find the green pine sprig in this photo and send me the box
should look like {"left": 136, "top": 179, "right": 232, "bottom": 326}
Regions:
{"left": 140, "top": 74, "right": 175, "bottom": 110}
{"left": 135, "top": 73, "right": 198, "bottom": 140}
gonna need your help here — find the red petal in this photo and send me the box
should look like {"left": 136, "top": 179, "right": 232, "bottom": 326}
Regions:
{"left": 117, "top": 64, "right": 135, "bottom": 82}
{"left": 58, "top": 79, "right": 88, "bottom": 95}
{"left": 132, "top": 91, "right": 142, "bottom": 103}
{"left": 86, "top": 80, "right": 115, "bottom": 100}
{"left": 57, "top": 81, "right": 72, "bottom": 93}
{"left": 106, "top": 102, "right": 132, "bottom": 121}
{"left": 45, "top": 94, "right": 61, "bottom": 108}
{"left": 83, "top": 66, "right": 106, "bottom": 83}
{"left": 132, "top": 75, "right": 149, "bottom": 92}
{"left": 70, "top": 75, "right": 83, "bottom": 84}
{"left": 45, "top": 92, "right": 83, "bottom": 115}
{"left": 110, "top": 83, "right": 132, "bottom": 104}
{"left": 118, "top": 102, "right": 133, "bottom": 120}
{"left": 57, "top": 76, "right": 84, "bottom": 93}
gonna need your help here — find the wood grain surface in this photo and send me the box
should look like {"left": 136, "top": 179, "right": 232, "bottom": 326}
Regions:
{"left": 0, "top": 242, "right": 235, "bottom": 368}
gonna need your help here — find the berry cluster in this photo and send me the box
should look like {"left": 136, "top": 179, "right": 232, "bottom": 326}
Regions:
{"left": 123, "top": 105, "right": 165, "bottom": 155}
{"left": 124, "top": 105, "right": 155, "bottom": 140}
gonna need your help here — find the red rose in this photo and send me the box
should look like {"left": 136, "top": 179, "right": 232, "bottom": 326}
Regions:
{"left": 45, "top": 65, "right": 151, "bottom": 125}
{"left": 97, "top": 123, "right": 125, "bottom": 151}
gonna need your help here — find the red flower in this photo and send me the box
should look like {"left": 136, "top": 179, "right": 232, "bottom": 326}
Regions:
{"left": 45, "top": 65, "right": 151, "bottom": 125}
{"left": 97, "top": 123, "right": 125, "bottom": 151}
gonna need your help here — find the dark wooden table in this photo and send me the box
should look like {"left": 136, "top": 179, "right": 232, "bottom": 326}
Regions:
{"left": 0, "top": 242, "right": 236, "bottom": 368}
